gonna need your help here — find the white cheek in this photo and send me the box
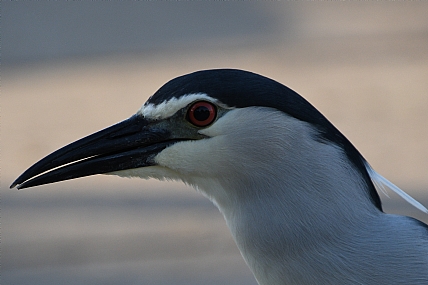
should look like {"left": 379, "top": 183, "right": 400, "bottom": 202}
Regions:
{"left": 154, "top": 107, "right": 291, "bottom": 178}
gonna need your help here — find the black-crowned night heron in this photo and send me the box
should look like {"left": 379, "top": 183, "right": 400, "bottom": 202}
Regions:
{"left": 11, "top": 69, "right": 428, "bottom": 284}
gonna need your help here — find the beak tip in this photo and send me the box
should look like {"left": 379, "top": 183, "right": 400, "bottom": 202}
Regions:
{"left": 10, "top": 177, "right": 25, "bottom": 189}
{"left": 11, "top": 180, "right": 30, "bottom": 190}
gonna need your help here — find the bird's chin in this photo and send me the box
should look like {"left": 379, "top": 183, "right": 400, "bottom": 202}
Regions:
{"left": 109, "top": 165, "right": 186, "bottom": 184}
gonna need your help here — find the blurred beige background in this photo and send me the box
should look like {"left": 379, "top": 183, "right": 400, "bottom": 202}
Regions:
{"left": 2, "top": 2, "right": 428, "bottom": 285}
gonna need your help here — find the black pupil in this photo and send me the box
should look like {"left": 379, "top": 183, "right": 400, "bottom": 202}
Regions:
{"left": 194, "top": 106, "right": 210, "bottom": 121}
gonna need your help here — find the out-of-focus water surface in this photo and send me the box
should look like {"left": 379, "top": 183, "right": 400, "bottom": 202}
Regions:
{"left": 3, "top": 2, "right": 428, "bottom": 284}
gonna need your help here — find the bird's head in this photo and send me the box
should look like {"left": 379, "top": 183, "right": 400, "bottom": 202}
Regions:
{"left": 13, "top": 69, "right": 412, "bottom": 213}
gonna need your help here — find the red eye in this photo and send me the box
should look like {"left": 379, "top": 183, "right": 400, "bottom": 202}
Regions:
{"left": 187, "top": 101, "right": 217, "bottom": 127}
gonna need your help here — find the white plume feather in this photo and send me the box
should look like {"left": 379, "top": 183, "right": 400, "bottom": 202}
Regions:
{"left": 365, "top": 162, "right": 428, "bottom": 214}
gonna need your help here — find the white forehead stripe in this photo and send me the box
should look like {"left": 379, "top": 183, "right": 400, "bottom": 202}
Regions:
{"left": 138, "top": 93, "right": 218, "bottom": 120}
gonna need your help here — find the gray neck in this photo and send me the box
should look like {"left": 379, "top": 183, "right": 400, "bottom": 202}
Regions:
{"left": 207, "top": 130, "right": 379, "bottom": 284}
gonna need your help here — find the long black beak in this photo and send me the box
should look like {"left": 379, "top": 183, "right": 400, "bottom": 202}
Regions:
{"left": 11, "top": 115, "right": 178, "bottom": 190}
